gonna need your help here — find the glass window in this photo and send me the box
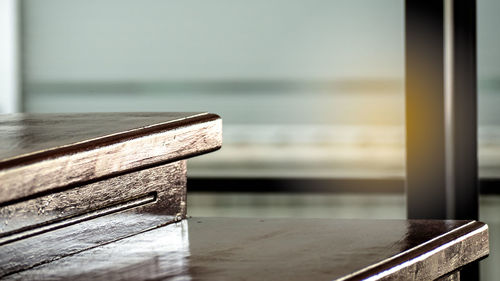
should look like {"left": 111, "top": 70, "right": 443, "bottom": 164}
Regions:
{"left": 22, "top": 0, "right": 404, "bottom": 179}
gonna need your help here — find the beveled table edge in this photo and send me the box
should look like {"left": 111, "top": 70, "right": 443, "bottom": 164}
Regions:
{"left": 0, "top": 112, "right": 222, "bottom": 206}
{"left": 339, "top": 220, "right": 489, "bottom": 281}
{"left": 0, "top": 112, "right": 216, "bottom": 167}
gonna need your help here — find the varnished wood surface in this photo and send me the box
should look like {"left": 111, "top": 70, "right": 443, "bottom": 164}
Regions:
{"left": 0, "top": 112, "right": 222, "bottom": 205}
{"left": 0, "top": 161, "right": 187, "bottom": 242}
{"left": 0, "top": 112, "right": 214, "bottom": 162}
{"left": 0, "top": 161, "right": 187, "bottom": 277}
{"left": 437, "top": 272, "right": 460, "bottom": 281}
{"left": 3, "top": 218, "right": 489, "bottom": 281}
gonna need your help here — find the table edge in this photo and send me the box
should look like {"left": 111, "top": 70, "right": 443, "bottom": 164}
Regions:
{"left": 0, "top": 112, "right": 222, "bottom": 205}
{"left": 339, "top": 220, "right": 489, "bottom": 281}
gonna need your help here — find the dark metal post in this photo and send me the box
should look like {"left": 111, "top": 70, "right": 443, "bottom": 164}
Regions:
{"left": 449, "top": 0, "right": 478, "bottom": 221}
{"left": 406, "top": 0, "right": 447, "bottom": 219}
{"left": 405, "top": 0, "right": 478, "bottom": 220}
{"left": 406, "top": 1, "right": 478, "bottom": 278}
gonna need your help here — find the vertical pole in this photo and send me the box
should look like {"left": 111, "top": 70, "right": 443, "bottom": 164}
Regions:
{"left": 450, "top": 0, "right": 478, "bottom": 221}
{"left": 405, "top": 0, "right": 477, "bottom": 220}
{"left": 406, "top": 0, "right": 478, "bottom": 278}
{"left": 406, "top": 0, "right": 447, "bottom": 219}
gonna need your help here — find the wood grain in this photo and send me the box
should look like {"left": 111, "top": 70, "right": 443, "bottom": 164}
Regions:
{"left": 0, "top": 160, "right": 187, "bottom": 242}
{"left": 0, "top": 112, "right": 221, "bottom": 205}
{"left": 3, "top": 218, "right": 489, "bottom": 281}
{"left": 0, "top": 161, "right": 187, "bottom": 277}
{"left": 437, "top": 272, "right": 460, "bottom": 281}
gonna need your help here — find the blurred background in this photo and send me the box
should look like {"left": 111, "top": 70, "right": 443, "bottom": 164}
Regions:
{"left": 0, "top": 0, "right": 499, "bottom": 279}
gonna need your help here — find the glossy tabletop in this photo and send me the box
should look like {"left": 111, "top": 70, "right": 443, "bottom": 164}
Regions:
{"left": 3, "top": 217, "right": 489, "bottom": 281}
{"left": 0, "top": 112, "right": 215, "bottom": 162}
{"left": 0, "top": 112, "right": 222, "bottom": 205}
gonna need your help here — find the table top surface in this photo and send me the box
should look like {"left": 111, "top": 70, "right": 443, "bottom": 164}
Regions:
{"left": 0, "top": 112, "right": 222, "bottom": 205}
{"left": 0, "top": 112, "right": 218, "bottom": 164}
{"left": 4, "top": 217, "right": 489, "bottom": 281}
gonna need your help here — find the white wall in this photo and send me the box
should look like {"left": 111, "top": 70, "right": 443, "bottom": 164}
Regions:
{"left": 0, "top": 0, "right": 20, "bottom": 113}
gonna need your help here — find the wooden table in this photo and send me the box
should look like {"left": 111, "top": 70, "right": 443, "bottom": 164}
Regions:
{"left": 2, "top": 217, "right": 489, "bottom": 281}
{"left": 0, "top": 113, "right": 489, "bottom": 280}
{"left": 0, "top": 113, "right": 221, "bottom": 276}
